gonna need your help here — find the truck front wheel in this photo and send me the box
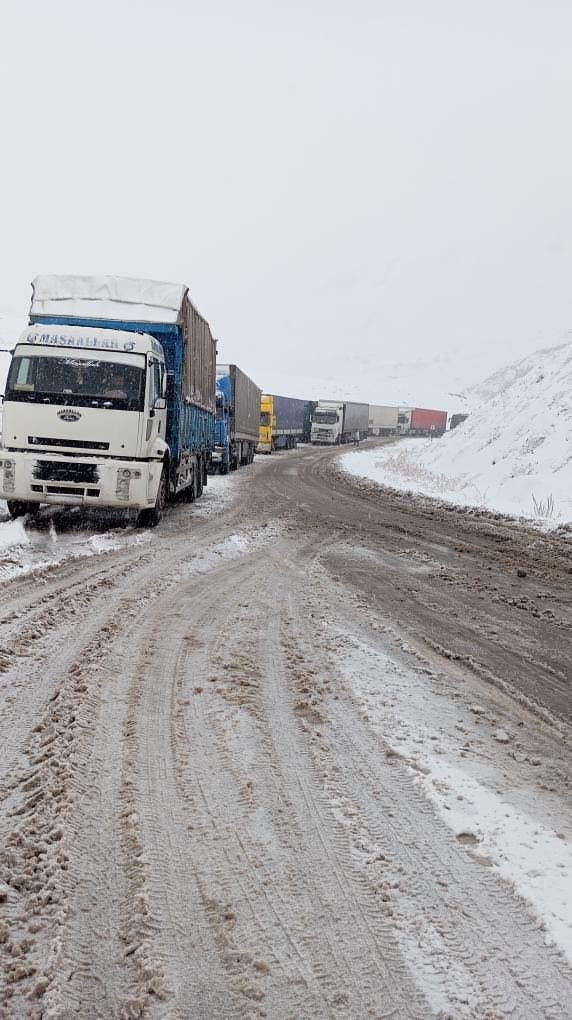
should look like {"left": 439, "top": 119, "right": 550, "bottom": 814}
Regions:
{"left": 7, "top": 500, "right": 41, "bottom": 519}
{"left": 137, "top": 466, "right": 167, "bottom": 527}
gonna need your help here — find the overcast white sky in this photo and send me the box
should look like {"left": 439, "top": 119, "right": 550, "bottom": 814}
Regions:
{"left": 1, "top": 0, "right": 571, "bottom": 408}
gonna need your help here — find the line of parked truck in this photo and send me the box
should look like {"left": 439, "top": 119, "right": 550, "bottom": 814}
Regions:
{"left": 0, "top": 274, "right": 450, "bottom": 524}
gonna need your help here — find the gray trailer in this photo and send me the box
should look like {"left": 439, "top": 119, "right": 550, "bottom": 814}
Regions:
{"left": 368, "top": 405, "right": 399, "bottom": 435}
{"left": 213, "top": 363, "right": 261, "bottom": 472}
{"left": 343, "top": 401, "right": 369, "bottom": 438}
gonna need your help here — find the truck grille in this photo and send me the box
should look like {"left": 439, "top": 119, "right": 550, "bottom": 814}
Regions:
{"left": 33, "top": 461, "right": 99, "bottom": 484}
{"left": 31, "top": 484, "right": 100, "bottom": 497}
{"left": 28, "top": 436, "right": 110, "bottom": 451}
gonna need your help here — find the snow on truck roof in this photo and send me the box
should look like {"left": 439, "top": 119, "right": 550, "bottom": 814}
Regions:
{"left": 30, "top": 274, "right": 207, "bottom": 326}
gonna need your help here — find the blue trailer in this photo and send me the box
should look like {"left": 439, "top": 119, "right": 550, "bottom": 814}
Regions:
{"left": 213, "top": 363, "right": 261, "bottom": 473}
{"left": 1, "top": 275, "right": 216, "bottom": 524}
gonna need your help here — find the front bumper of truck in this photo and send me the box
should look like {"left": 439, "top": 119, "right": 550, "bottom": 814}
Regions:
{"left": 0, "top": 451, "right": 162, "bottom": 510}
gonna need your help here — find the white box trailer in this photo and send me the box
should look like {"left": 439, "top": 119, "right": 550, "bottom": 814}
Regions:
{"left": 368, "top": 405, "right": 398, "bottom": 435}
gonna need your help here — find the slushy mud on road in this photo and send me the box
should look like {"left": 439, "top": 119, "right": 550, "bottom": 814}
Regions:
{"left": 0, "top": 447, "right": 571, "bottom": 1018}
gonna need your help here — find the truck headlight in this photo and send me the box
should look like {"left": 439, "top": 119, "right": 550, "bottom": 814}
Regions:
{"left": 116, "top": 469, "right": 131, "bottom": 500}
{"left": 1, "top": 459, "right": 15, "bottom": 492}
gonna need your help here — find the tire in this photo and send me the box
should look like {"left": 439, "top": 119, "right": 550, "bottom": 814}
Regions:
{"left": 7, "top": 500, "right": 40, "bottom": 519}
{"left": 196, "top": 458, "right": 204, "bottom": 497}
{"left": 137, "top": 464, "right": 167, "bottom": 527}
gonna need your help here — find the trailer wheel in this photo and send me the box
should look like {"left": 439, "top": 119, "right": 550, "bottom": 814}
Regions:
{"left": 181, "top": 471, "right": 196, "bottom": 501}
{"left": 7, "top": 500, "right": 41, "bottom": 519}
{"left": 196, "top": 458, "right": 204, "bottom": 497}
{"left": 137, "top": 465, "right": 167, "bottom": 527}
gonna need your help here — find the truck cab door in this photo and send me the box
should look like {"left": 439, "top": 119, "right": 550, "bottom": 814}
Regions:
{"left": 146, "top": 358, "right": 167, "bottom": 446}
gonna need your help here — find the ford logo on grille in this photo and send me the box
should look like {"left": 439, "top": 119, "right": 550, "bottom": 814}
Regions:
{"left": 57, "top": 410, "right": 82, "bottom": 422}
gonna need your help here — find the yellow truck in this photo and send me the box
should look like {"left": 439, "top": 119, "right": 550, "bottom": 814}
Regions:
{"left": 257, "top": 393, "right": 312, "bottom": 453}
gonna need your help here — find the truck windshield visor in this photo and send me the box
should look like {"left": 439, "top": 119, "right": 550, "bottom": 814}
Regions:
{"left": 313, "top": 411, "right": 337, "bottom": 424}
{"left": 5, "top": 354, "right": 145, "bottom": 411}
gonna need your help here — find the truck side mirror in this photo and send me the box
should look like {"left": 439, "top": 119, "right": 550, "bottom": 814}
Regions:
{"left": 166, "top": 375, "right": 175, "bottom": 401}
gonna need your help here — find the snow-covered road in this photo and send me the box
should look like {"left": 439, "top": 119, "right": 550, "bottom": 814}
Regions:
{"left": 0, "top": 448, "right": 571, "bottom": 1018}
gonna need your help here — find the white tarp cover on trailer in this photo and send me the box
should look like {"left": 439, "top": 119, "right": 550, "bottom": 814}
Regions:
{"left": 30, "top": 275, "right": 188, "bottom": 324}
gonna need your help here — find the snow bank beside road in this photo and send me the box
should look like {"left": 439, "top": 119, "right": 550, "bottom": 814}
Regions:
{"left": 342, "top": 342, "right": 572, "bottom": 525}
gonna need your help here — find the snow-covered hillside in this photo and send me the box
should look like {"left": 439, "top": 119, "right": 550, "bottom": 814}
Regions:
{"left": 342, "top": 342, "right": 572, "bottom": 527}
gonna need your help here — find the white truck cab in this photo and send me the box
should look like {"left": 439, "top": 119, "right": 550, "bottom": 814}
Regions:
{"left": 0, "top": 323, "right": 168, "bottom": 520}
{"left": 310, "top": 401, "right": 344, "bottom": 444}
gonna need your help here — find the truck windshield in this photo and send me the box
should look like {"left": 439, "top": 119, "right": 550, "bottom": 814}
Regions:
{"left": 5, "top": 355, "right": 145, "bottom": 411}
{"left": 313, "top": 411, "right": 337, "bottom": 424}
{"left": 260, "top": 412, "right": 271, "bottom": 426}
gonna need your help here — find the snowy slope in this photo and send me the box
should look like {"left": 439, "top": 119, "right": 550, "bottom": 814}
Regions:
{"left": 342, "top": 342, "right": 572, "bottom": 526}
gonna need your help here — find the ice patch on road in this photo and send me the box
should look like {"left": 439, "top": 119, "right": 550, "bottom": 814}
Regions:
{"left": 178, "top": 523, "right": 281, "bottom": 578}
{"left": 332, "top": 626, "right": 572, "bottom": 968}
{"left": 415, "top": 756, "right": 572, "bottom": 965}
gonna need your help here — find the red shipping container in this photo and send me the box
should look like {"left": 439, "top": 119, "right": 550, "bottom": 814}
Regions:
{"left": 410, "top": 407, "right": 448, "bottom": 433}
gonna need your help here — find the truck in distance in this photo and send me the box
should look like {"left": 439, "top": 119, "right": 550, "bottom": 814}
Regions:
{"left": 212, "top": 363, "right": 261, "bottom": 473}
{"left": 310, "top": 400, "right": 369, "bottom": 445}
{"left": 0, "top": 274, "right": 216, "bottom": 526}
{"left": 450, "top": 413, "right": 468, "bottom": 430}
{"left": 257, "top": 394, "right": 309, "bottom": 453}
{"left": 368, "top": 405, "right": 398, "bottom": 436}
{"left": 409, "top": 407, "right": 448, "bottom": 436}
